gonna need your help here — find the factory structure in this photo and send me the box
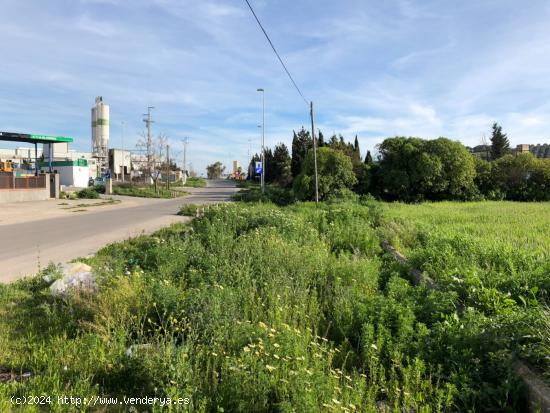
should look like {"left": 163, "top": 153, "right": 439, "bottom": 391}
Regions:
{"left": 0, "top": 97, "right": 147, "bottom": 190}
{"left": 91, "top": 96, "right": 110, "bottom": 174}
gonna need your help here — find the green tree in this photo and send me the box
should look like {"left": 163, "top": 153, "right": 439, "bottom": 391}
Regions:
{"left": 318, "top": 131, "right": 325, "bottom": 147}
{"left": 473, "top": 157, "right": 499, "bottom": 199}
{"left": 365, "top": 150, "right": 373, "bottom": 165}
{"left": 353, "top": 135, "right": 361, "bottom": 163}
{"left": 491, "top": 153, "right": 550, "bottom": 201}
{"left": 264, "top": 148, "right": 275, "bottom": 183}
{"left": 271, "top": 143, "right": 292, "bottom": 186}
{"left": 293, "top": 147, "right": 357, "bottom": 201}
{"left": 291, "top": 128, "right": 312, "bottom": 178}
{"left": 376, "top": 137, "right": 476, "bottom": 201}
{"left": 490, "top": 122, "right": 510, "bottom": 160}
{"left": 206, "top": 161, "right": 225, "bottom": 179}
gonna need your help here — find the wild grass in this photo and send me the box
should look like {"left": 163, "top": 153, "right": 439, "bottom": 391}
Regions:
{"left": 113, "top": 184, "right": 188, "bottom": 199}
{"left": 0, "top": 200, "right": 547, "bottom": 411}
{"left": 380, "top": 201, "right": 550, "bottom": 382}
{"left": 183, "top": 177, "right": 207, "bottom": 188}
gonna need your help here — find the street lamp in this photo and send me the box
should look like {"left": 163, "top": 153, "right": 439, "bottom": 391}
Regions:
{"left": 257, "top": 88, "right": 265, "bottom": 193}
{"left": 121, "top": 120, "right": 125, "bottom": 183}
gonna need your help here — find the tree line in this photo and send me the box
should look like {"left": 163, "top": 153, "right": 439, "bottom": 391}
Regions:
{"left": 247, "top": 123, "right": 550, "bottom": 202}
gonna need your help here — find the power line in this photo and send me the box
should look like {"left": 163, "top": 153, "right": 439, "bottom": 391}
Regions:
{"left": 243, "top": 0, "right": 309, "bottom": 106}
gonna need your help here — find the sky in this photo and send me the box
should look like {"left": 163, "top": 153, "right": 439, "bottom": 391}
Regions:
{"left": 1, "top": 0, "right": 550, "bottom": 173}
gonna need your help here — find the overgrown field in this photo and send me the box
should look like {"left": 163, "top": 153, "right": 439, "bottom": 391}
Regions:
{"left": 0, "top": 201, "right": 548, "bottom": 412}
{"left": 381, "top": 201, "right": 550, "bottom": 380}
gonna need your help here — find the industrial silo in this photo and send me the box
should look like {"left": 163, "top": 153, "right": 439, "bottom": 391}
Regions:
{"left": 91, "top": 96, "right": 109, "bottom": 172}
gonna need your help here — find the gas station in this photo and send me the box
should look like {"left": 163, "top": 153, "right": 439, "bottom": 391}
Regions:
{"left": 0, "top": 132, "right": 73, "bottom": 202}
{"left": 0, "top": 131, "right": 73, "bottom": 175}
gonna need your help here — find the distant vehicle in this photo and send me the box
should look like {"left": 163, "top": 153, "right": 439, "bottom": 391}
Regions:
{"left": 0, "top": 160, "right": 13, "bottom": 173}
{"left": 94, "top": 177, "right": 106, "bottom": 187}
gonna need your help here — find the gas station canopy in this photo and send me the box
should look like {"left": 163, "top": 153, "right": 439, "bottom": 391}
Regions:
{"left": 0, "top": 132, "right": 73, "bottom": 144}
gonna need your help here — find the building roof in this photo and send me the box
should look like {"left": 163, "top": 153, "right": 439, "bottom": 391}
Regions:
{"left": 0, "top": 131, "right": 73, "bottom": 144}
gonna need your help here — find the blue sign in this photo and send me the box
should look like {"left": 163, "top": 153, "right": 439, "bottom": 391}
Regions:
{"left": 255, "top": 161, "right": 263, "bottom": 175}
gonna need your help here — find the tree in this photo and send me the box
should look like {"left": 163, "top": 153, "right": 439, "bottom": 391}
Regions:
{"left": 376, "top": 137, "right": 476, "bottom": 201}
{"left": 291, "top": 128, "right": 312, "bottom": 178}
{"left": 490, "top": 122, "right": 510, "bottom": 160}
{"left": 353, "top": 135, "right": 361, "bottom": 163}
{"left": 136, "top": 132, "right": 168, "bottom": 193}
{"left": 206, "top": 162, "right": 225, "bottom": 179}
{"left": 271, "top": 143, "right": 292, "bottom": 186}
{"left": 365, "top": 150, "right": 373, "bottom": 165}
{"left": 264, "top": 148, "right": 275, "bottom": 183}
{"left": 293, "top": 147, "right": 357, "bottom": 201}
{"left": 318, "top": 131, "right": 325, "bottom": 147}
{"left": 491, "top": 153, "right": 550, "bottom": 201}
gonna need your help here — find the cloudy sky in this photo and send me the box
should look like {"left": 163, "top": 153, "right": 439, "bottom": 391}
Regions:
{"left": 1, "top": 0, "right": 550, "bottom": 173}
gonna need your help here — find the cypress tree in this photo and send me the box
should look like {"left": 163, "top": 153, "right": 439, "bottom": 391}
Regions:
{"left": 318, "top": 131, "right": 325, "bottom": 147}
{"left": 490, "top": 122, "right": 510, "bottom": 160}
{"left": 365, "top": 150, "right": 373, "bottom": 165}
{"left": 353, "top": 135, "right": 361, "bottom": 163}
{"left": 291, "top": 128, "right": 312, "bottom": 178}
{"left": 272, "top": 143, "right": 292, "bottom": 186}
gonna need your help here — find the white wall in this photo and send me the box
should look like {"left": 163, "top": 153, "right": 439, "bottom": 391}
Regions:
{"left": 41, "top": 166, "right": 89, "bottom": 187}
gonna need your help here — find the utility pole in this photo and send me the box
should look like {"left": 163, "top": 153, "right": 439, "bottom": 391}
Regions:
{"left": 257, "top": 88, "right": 265, "bottom": 193}
{"left": 142, "top": 106, "right": 155, "bottom": 183}
{"left": 310, "top": 101, "right": 319, "bottom": 203}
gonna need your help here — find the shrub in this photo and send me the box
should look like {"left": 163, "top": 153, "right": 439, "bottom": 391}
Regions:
{"left": 178, "top": 204, "right": 200, "bottom": 216}
{"left": 76, "top": 187, "right": 100, "bottom": 199}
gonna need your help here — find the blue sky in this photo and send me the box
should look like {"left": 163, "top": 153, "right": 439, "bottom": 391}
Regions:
{"left": 1, "top": 0, "right": 550, "bottom": 173}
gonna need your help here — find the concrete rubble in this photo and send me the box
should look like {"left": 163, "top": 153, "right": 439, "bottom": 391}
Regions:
{"left": 48, "top": 262, "right": 96, "bottom": 296}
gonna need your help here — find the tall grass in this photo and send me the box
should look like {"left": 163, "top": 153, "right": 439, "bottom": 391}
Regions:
{"left": 1, "top": 201, "right": 547, "bottom": 411}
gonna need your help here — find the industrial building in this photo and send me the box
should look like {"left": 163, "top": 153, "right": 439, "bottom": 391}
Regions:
{"left": 0, "top": 96, "right": 191, "bottom": 201}
{"left": 108, "top": 148, "right": 131, "bottom": 181}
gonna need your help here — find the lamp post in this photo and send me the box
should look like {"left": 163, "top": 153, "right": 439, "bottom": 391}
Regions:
{"left": 121, "top": 120, "right": 125, "bottom": 182}
{"left": 257, "top": 88, "right": 265, "bottom": 193}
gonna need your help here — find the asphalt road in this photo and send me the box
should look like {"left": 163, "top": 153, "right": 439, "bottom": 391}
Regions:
{"left": 0, "top": 180, "right": 238, "bottom": 282}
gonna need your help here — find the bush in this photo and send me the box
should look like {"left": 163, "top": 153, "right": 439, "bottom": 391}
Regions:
{"left": 233, "top": 185, "right": 295, "bottom": 206}
{"left": 490, "top": 153, "right": 550, "bottom": 201}
{"left": 178, "top": 204, "right": 200, "bottom": 216}
{"left": 76, "top": 187, "right": 100, "bottom": 199}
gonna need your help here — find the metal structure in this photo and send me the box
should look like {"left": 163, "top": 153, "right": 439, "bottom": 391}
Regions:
{"left": 0, "top": 132, "right": 73, "bottom": 176}
{"left": 91, "top": 96, "right": 110, "bottom": 174}
{"left": 142, "top": 106, "right": 155, "bottom": 176}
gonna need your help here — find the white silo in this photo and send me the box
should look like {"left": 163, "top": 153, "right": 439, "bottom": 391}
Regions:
{"left": 91, "top": 96, "right": 110, "bottom": 164}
